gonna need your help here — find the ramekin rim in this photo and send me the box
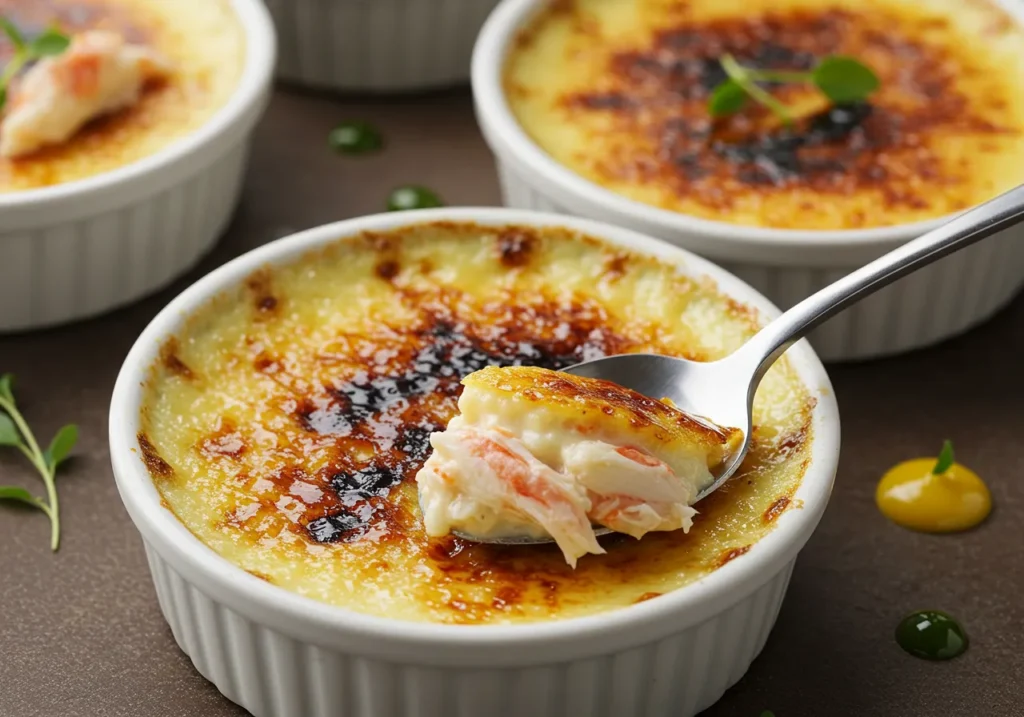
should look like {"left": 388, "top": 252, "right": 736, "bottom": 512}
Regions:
{"left": 0, "top": 0, "right": 276, "bottom": 210}
{"left": 109, "top": 207, "right": 840, "bottom": 654}
{"left": 470, "top": 0, "right": 1024, "bottom": 251}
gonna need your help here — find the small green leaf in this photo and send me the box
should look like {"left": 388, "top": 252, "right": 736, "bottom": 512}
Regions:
{"left": 812, "top": 56, "right": 880, "bottom": 104}
{"left": 29, "top": 28, "right": 70, "bottom": 58}
{"left": 933, "top": 439, "right": 955, "bottom": 475}
{"left": 708, "top": 79, "right": 748, "bottom": 118}
{"left": 0, "top": 485, "right": 43, "bottom": 509}
{"left": 0, "top": 412, "right": 20, "bottom": 446}
{"left": 45, "top": 424, "right": 78, "bottom": 471}
{"left": 0, "top": 85, "right": 6, "bottom": 112}
{"left": 0, "top": 373, "right": 14, "bottom": 403}
{"left": 0, "top": 17, "right": 26, "bottom": 51}
{"left": 760, "top": 712, "right": 776, "bottom": 717}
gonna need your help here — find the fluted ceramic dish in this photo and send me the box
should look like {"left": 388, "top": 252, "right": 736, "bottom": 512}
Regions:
{"left": 265, "top": 0, "right": 501, "bottom": 92}
{"left": 471, "top": 0, "right": 1024, "bottom": 361}
{"left": 110, "top": 207, "right": 840, "bottom": 717}
{"left": 0, "top": 0, "right": 276, "bottom": 332}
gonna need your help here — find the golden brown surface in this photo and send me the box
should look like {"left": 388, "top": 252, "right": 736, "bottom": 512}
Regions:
{"left": 505, "top": 0, "right": 1024, "bottom": 230}
{"left": 0, "top": 0, "right": 244, "bottom": 192}
{"left": 139, "top": 221, "right": 816, "bottom": 624}
{"left": 462, "top": 365, "right": 740, "bottom": 465}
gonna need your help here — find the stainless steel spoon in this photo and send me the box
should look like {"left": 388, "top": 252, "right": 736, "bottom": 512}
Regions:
{"left": 453, "top": 183, "right": 1024, "bottom": 545}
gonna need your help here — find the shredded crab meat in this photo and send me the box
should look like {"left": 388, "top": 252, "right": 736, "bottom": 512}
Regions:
{"left": 0, "top": 31, "right": 172, "bottom": 159}
{"left": 418, "top": 422, "right": 708, "bottom": 566}
{"left": 418, "top": 420, "right": 603, "bottom": 567}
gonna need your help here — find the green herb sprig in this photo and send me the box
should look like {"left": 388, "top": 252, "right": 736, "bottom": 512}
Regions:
{"left": 932, "top": 439, "right": 955, "bottom": 475}
{"left": 0, "top": 374, "right": 78, "bottom": 551}
{"left": 0, "top": 19, "right": 72, "bottom": 111}
{"left": 709, "top": 54, "right": 880, "bottom": 126}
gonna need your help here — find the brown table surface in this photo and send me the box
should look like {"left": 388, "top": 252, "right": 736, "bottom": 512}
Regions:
{"left": 1, "top": 89, "right": 1022, "bottom": 717}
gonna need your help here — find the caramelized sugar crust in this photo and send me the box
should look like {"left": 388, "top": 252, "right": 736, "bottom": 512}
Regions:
{"left": 139, "top": 222, "right": 815, "bottom": 624}
{"left": 505, "top": 0, "right": 1024, "bottom": 229}
{"left": 0, "top": 0, "right": 244, "bottom": 191}
{"left": 462, "top": 364, "right": 740, "bottom": 462}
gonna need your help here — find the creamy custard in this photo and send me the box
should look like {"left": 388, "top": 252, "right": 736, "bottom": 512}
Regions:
{"left": 139, "top": 222, "right": 815, "bottom": 625}
{"left": 0, "top": 0, "right": 244, "bottom": 192}
{"left": 505, "top": 0, "right": 1024, "bottom": 230}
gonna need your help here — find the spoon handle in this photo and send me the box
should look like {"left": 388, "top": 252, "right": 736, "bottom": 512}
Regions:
{"left": 739, "top": 182, "right": 1024, "bottom": 381}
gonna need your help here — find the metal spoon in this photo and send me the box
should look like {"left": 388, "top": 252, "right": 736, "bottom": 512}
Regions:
{"left": 453, "top": 183, "right": 1024, "bottom": 545}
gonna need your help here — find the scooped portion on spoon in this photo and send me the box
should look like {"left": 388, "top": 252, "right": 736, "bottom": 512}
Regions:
{"left": 415, "top": 366, "right": 742, "bottom": 566}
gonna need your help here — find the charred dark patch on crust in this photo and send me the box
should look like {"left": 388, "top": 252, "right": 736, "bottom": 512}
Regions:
{"left": 247, "top": 271, "right": 279, "bottom": 316}
{"left": 375, "top": 259, "right": 401, "bottom": 282}
{"left": 497, "top": 228, "right": 538, "bottom": 268}
{"left": 138, "top": 432, "right": 173, "bottom": 478}
{"left": 718, "top": 545, "right": 751, "bottom": 566}
{"left": 160, "top": 339, "right": 195, "bottom": 380}
{"left": 764, "top": 496, "right": 791, "bottom": 524}
{"left": 602, "top": 253, "right": 629, "bottom": 281}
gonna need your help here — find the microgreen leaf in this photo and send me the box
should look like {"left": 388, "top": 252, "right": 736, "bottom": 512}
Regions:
{"left": 0, "top": 412, "right": 21, "bottom": 446}
{"left": 0, "top": 372, "right": 73, "bottom": 551}
{"left": 0, "top": 373, "right": 14, "bottom": 403}
{"left": 0, "top": 19, "right": 71, "bottom": 118}
{"left": 0, "top": 485, "right": 43, "bottom": 509}
{"left": 708, "top": 79, "right": 749, "bottom": 118}
{"left": 30, "top": 28, "right": 71, "bottom": 58}
{"left": 44, "top": 424, "right": 78, "bottom": 471}
{"left": 0, "top": 17, "right": 26, "bottom": 51}
{"left": 933, "top": 440, "right": 955, "bottom": 475}
{"left": 812, "top": 56, "right": 879, "bottom": 104}
{"left": 709, "top": 53, "right": 879, "bottom": 122}
{"left": 718, "top": 54, "right": 795, "bottom": 126}
{"left": 761, "top": 712, "right": 776, "bottom": 717}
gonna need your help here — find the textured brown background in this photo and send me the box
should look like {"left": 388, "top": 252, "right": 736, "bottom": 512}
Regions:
{"left": 1, "top": 91, "right": 1022, "bottom": 717}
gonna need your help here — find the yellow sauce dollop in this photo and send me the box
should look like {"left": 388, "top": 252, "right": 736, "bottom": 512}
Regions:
{"left": 876, "top": 456, "right": 991, "bottom": 532}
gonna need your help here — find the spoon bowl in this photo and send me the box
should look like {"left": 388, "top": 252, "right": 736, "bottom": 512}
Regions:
{"left": 449, "top": 182, "right": 1024, "bottom": 546}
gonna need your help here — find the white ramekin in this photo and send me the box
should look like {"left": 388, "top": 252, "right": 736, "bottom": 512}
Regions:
{"left": 472, "top": 0, "right": 1024, "bottom": 362}
{"left": 110, "top": 208, "right": 840, "bottom": 717}
{"left": 0, "top": 0, "right": 276, "bottom": 333}
{"left": 265, "top": 0, "right": 501, "bottom": 92}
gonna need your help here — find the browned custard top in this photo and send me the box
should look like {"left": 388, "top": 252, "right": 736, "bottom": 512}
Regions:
{"left": 139, "top": 222, "right": 816, "bottom": 624}
{"left": 504, "top": 0, "right": 1024, "bottom": 229}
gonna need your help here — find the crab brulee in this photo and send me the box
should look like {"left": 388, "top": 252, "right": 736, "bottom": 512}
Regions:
{"left": 504, "top": 0, "right": 1024, "bottom": 230}
{"left": 138, "top": 222, "right": 815, "bottom": 625}
{"left": 0, "top": 0, "right": 244, "bottom": 191}
{"left": 417, "top": 366, "right": 743, "bottom": 566}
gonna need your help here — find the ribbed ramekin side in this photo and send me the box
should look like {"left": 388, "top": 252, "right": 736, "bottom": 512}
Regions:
{"left": 266, "top": 0, "right": 501, "bottom": 92}
{"left": 142, "top": 537, "right": 795, "bottom": 717}
{"left": 0, "top": 142, "right": 249, "bottom": 332}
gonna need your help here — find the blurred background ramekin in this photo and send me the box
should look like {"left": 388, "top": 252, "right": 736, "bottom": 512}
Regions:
{"left": 471, "top": 0, "right": 1024, "bottom": 362}
{"left": 266, "top": 0, "right": 501, "bottom": 92}
{"left": 0, "top": 0, "right": 276, "bottom": 333}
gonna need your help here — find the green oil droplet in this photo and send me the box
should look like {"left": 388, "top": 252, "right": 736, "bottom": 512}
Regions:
{"left": 387, "top": 185, "right": 444, "bottom": 212}
{"left": 328, "top": 121, "right": 384, "bottom": 155}
{"left": 895, "top": 610, "right": 968, "bottom": 660}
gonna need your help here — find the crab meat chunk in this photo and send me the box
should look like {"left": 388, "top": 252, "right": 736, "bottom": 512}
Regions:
{"left": 1, "top": 31, "right": 172, "bottom": 158}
